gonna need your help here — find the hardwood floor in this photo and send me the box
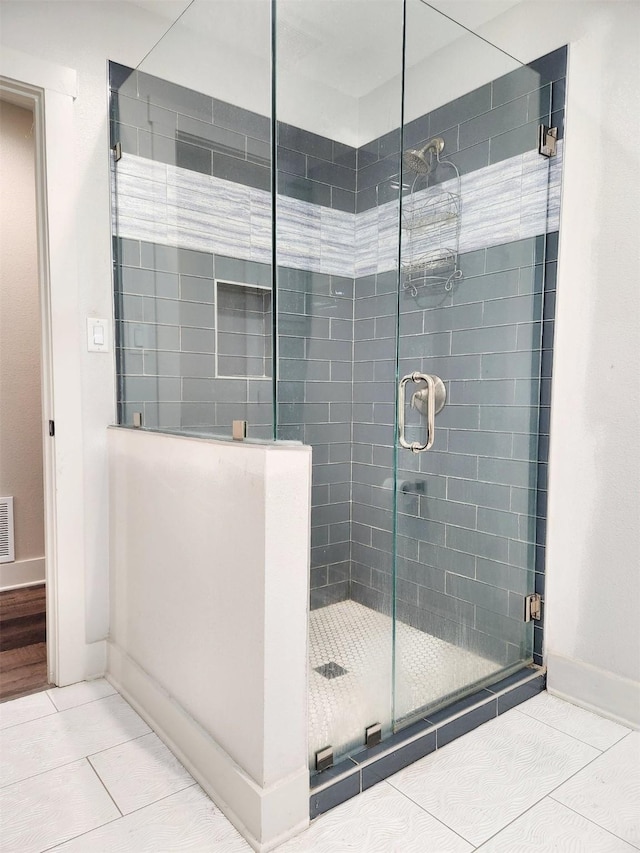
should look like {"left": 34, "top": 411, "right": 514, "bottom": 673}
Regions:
{"left": 0, "top": 584, "right": 48, "bottom": 701}
{"left": 0, "top": 643, "right": 48, "bottom": 701}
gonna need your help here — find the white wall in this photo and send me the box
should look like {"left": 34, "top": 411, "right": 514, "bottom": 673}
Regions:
{"left": 543, "top": 6, "right": 640, "bottom": 727}
{"left": 108, "top": 428, "right": 311, "bottom": 851}
{"left": 464, "top": 0, "right": 640, "bottom": 726}
{"left": 0, "top": 0, "right": 188, "bottom": 681}
{"left": 359, "top": 0, "right": 520, "bottom": 142}
{"left": 0, "top": 100, "right": 45, "bottom": 590}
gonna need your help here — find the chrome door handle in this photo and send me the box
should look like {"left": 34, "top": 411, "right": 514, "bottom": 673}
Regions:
{"left": 398, "top": 372, "right": 445, "bottom": 453}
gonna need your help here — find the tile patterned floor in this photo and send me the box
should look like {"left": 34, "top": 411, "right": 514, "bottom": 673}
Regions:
{"left": 309, "top": 600, "right": 501, "bottom": 764}
{"left": 0, "top": 679, "right": 637, "bottom": 851}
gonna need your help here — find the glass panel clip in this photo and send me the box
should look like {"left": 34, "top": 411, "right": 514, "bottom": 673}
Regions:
{"left": 365, "top": 723, "right": 382, "bottom": 748}
{"left": 232, "top": 420, "right": 247, "bottom": 441}
{"left": 315, "top": 746, "right": 333, "bottom": 772}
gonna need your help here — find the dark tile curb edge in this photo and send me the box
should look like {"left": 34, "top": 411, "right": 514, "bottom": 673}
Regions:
{"left": 309, "top": 665, "right": 546, "bottom": 819}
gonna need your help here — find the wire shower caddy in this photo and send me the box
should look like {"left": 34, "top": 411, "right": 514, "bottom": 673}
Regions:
{"left": 401, "top": 141, "right": 463, "bottom": 297}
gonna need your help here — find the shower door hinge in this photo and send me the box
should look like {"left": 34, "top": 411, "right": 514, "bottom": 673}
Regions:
{"left": 112, "top": 141, "right": 122, "bottom": 162}
{"left": 538, "top": 125, "right": 557, "bottom": 158}
{"left": 524, "top": 593, "right": 542, "bottom": 622}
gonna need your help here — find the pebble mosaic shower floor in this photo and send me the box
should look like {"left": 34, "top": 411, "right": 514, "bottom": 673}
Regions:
{"left": 308, "top": 599, "right": 501, "bottom": 766}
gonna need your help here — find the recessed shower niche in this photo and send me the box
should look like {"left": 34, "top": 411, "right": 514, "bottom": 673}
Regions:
{"left": 110, "top": 0, "right": 563, "bottom": 841}
{"left": 215, "top": 281, "right": 272, "bottom": 379}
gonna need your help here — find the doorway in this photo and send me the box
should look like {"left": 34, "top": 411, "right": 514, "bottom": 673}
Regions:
{"left": 0, "top": 95, "right": 48, "bottom": 701}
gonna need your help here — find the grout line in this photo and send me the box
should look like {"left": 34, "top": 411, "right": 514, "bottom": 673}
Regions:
{"left": 86, "top": 756, "right": 124, "bottom": 817}
{"left": 46, "top": 686, "right": 118, "bottom": 714}
{"left": 540, "top": 732, "right": 631, "bottom": 799}
{"left": 0, "top": 711, "right": 150, "bottom": 791}
{"left": 547, "top": 792, "right": 640, "bottom": 849}
{"left": 472, "top": 794, "right": 549, "bottom": 850}
{"left": 513, "top": 703, "right": 630, "bottom": 752}
{"left": 83, "top": 697, "right": 203, "bottom": 816}
{"left": 386, "top": 710, "right": 628, "bottom": 852}
{"left": 85, "top": 730, "right": 153, "bottom": 761}
{"left": 99, "top": 779, "right": 200, "bottom": 821}
{"left": 382, "top": 778, "right": 476, "bottom": 848}
{"left": 0, "top": 755, "right": 94, "bottom": 792}
{"left": 475, "top": 732, "right": 636, "bottom": 851}
{"left": 0, "top": 698, "right": 58, "bottom": 732}
{"left": 39, "top": 813, "right": 123, "bottom": 853}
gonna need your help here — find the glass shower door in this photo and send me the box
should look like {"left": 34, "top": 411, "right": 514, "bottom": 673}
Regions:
{"left": 274, "top": 0, "right": 405, "bottom": 771}
{"left": 273, "top": 0, "right": 559, "bottom": 769}
{"left": 393, "top": 0, "right": 554, "bottom": 725}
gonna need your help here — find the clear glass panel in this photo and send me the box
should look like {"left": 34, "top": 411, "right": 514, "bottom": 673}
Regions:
{"left": 110, "top": 0, "right": 274, "bottom": 439}
{"left": 274, "top": 0, "right": 404, "bottom": 771}
{"left": 109, "top": 0, "right": 563, "bottom": 776}
{"left": 394, "top": 0, "right": 557, "bottom": 726}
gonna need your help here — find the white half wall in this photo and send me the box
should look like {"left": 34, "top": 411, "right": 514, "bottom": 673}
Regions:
{"left": 107, "top": 427, "right": 311, "bottom": 851}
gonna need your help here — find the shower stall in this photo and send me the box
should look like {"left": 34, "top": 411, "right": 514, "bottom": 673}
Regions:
{"left": 109, "top": 0, "right": 563, "bottom": 845}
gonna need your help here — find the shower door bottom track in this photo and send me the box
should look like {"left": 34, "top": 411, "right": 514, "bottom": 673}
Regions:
{"left": 309, "top": 659, "right": 545, "bottom": 820}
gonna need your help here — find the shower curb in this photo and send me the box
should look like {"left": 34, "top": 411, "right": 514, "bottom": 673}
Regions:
{"left": 309, "top": 665, "right": 545, "bottom": 819}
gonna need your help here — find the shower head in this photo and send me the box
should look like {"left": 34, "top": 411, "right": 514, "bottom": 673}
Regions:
{"left": 403, "top": 137, "right": 445, "bottom": 175}
{"left": 403, "top": 148, "right": 430, "bottom": 174}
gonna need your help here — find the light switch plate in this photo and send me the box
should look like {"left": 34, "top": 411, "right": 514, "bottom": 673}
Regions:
{"left": 87, "top": 317, "right": 110, "bottom": 352}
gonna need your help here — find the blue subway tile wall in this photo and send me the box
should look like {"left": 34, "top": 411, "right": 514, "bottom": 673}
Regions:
{"left": 111, "top": 47, "right": 564, "bottom": 216}
{"left": 356, "top": 47, "right": 565, "bottom": 213}
{"left": 351, "top": 233, "right": 558, "bottom": 667}
{"left": 114, "top": 237, "right": 274, "bottom": 439}
{"left": 276, "top": 266, "right": 356, "bottom": 606}
{"left": 110, "top": 64, "right": 273, "bottom": 193}
{"left": 110, "top": 65, "right": 357, "bottom": 212}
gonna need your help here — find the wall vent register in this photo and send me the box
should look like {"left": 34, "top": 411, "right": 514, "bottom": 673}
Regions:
{"left": 0, "top": 497, "right": 15, "bottom": 564}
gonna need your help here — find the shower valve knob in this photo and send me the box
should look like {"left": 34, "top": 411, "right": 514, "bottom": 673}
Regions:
{"left": 411, "top": 377, "right": 446, "bottom": 416}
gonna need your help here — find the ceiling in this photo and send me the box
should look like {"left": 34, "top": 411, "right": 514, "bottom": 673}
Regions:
{"left": 132, "top": 0, "right": 523, "bottom": 95}
{"left": 127, "top": 0, "right": 525, "bottom": 143}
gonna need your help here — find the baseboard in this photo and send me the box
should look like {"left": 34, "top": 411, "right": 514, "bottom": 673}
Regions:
{"left": 0, "top": 557, "right": 45, "bottom": 591}
{"left": 107, "top": 642, "right": 309, "bottom": 852}
{"left": 547, "top": 652, "right": 640, "bottom": 730}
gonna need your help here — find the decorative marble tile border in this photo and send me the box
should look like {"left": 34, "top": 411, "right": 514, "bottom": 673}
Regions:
{"left": 354, "top": 145, "right": 562, "bottom": 277}
{"left": 113, "top": 142, "right": 562, "bottom": 280}
{"left": 309, "top": 666, "right": 546, "bottom": 819}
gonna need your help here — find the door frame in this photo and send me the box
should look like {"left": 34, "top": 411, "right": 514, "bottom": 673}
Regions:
{"left": 0, "top": 50, "right": 99, "bottom": 687}
{"left": 0, "top": 77, "right": 59, "bottom": 685}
